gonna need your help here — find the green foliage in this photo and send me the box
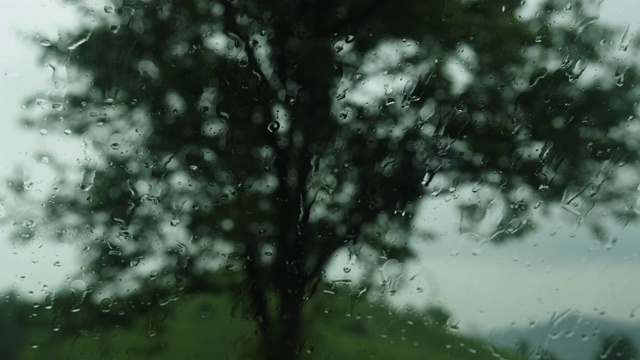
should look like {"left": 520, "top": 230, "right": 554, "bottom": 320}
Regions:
{"left": 13, "top": 290, "right": 524, "bottom": 360}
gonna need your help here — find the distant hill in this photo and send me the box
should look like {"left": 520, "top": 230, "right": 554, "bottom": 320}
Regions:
{"left": 487, "top": 311, "right": 640, "bottom": 360}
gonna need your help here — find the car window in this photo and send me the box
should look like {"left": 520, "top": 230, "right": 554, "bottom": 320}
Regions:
{"left": 0, "top": 1, "right": 638, "bottom": 359}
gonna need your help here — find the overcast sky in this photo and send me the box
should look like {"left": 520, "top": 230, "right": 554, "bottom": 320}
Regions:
{"left": 0, "top": 0, "right": 639, "bottom": 337}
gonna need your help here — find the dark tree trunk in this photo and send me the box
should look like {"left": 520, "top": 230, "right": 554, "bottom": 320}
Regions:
{"left": 273, "top": 284, "right": 305, "bottom": 360}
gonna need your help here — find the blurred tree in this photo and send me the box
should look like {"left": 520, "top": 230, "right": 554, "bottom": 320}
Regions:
{"left": 0, "top": 293, "right": 30, "bottom": 359}
{"left": 11, "top": 0, "right": 640, "bottom": 358}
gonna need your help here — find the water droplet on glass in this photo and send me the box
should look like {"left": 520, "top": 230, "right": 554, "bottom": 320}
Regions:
{"left": 267, "top": 120, "right": 280, "bottom": 133}
{"left": 64, "top": 129, "right": 72, "bottom": 135}
{"left": 66, "top": 30, "right": 92, "bottom": 50}
{"left": 619, "top": 24, "right": 631, "bottom": 51}
{"left": 614, "top": 65, "right": 628, "bottom": 87}
{"left": 48, "top": 63, "right": 67, "bottom": 91}
{"left": 109, "top": 132, "right": 123, "bottom": 150}
{"left": 170, "top": 218, "right": 180, "bottom": 227}
{"left": 505, "top": 218, "right": 522, "bottom": 234}
{"left": 421, "top": 168, "right": 435, "bottom": 187}
{"left": 100, "top": 297, "right": 113, "bottom": 312}
{"left": 529, "top": 67, "right": 548, "bottom": 87}
{"left": 35, "top": 98, "right": 48, "bottom": 108}
{"left": 566, "top": 59, "right": 588, "bottom": 83}
{"left": 40, "top": 129, "right": 48, "bottom": 135}
{"left": 80, "top": 168, "right": 96, "bottom": 191}
{"left": 535, "top": 25, "right": 549, "bottom": 43}
{"left": 104, "top": 4, "right": 115, "bottom": 13}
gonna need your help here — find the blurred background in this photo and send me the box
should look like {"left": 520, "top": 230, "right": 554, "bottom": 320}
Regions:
{"left": 0, "top": 0, "right": 639, "bottom": 359}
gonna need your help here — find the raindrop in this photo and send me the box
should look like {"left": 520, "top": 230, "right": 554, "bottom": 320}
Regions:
{"left": 421, "top": 167, "right": 436, "bottom": 187}
{"left": 576, "top": 15, "right": 599, "bottom": 35}
{"left": 170, "top": 218, "right": 180, "bottom": 227}
{"left": 529, "top": 67, "right": 548, "bottom": 87}
{"left": 104, "top": 4, "right": 115, "bottom": 13}
{"left": 614, "top": 65, "right": 628, "bottom": 87}
{"left": 535, "top": 25, "right": 549, "bottom": 43}
{"left": 566, "top": 59, "right": 588, "bottom": 83}
{"left": 80, "top": 167, "right": 96, "bottom": 191}
{"left": 39, "top": 39, "right": 52, "bottom": 47}
{"left": 186, "top": 148, "right": 204, "bottom": 171}
{"left": 110, "top": 207, "right": 127, "bottom": 225}
{"left": 35, "top": 98, "right": 48, "bottom": 108}
{"left": 66, "top": 30, "right": 92, "bottom": 50}
{"left": 40, "top": 129, "right": 48, "bottom": 135}
{"left": 445, "top": 316, "right": 460, "bottom": 331}
{"left": 619, "top": 24, "right": 631, "bottom": 51}
{"left": 267, "top": 120, "right": 280, "bottom": 133}
{"left": 49, "top": 63, "right": 67, "bottom": 91}
{"left": 100, "top": 297, "right": 113, "bottom": 312}
{"left": 109, "top": 132, "right": 124, "bottom": 150}
{"left": 64, "top": 129, "right": 72, "bottom": 135}
{"left": 604, "top": 216, "right": 629, "bottom": 250}
{"left": 505, "top": 218, "right": 522, "bottom": 234}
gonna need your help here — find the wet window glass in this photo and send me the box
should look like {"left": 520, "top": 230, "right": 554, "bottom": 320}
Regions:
{"left": 0, "top": 0, "right": 639, "bottom": 359}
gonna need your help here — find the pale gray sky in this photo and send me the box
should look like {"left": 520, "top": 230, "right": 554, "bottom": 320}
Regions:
{"left": 0, "top": 0, "right": 639, "bottom": 338}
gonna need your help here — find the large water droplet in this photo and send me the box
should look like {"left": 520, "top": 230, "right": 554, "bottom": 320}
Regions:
{"left": 109, "top": 132, "right": 124, "bottom": 150}
{"left": 614, "top": 65, "right": 628, "bottom": 87}
{"left": 49, "top": 63, "right": 67, "bottom": 91}
{"left": 267, "top": 120, "right": 280, "bottom": 133}
{"left": 535, "top": 25, "right": 549, "bottom": 43}
{"left": 529, "top": 67, "right": 548, "bottom": 87}
{"left": 619, "top": 24, "right": 632, "bottom": 51}
{"left": 80, "top": 165, "right": 96, "bottom": 191}
{"left": 100, "top": 297, "right": 113, "bottom": 312}
{"left": 421, "top": 168, "right": 435, "bottom": 187}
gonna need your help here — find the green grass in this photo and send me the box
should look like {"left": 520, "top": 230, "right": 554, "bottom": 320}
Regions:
{"left": 14, "top": 290, "right": 523, "bottom": 360}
